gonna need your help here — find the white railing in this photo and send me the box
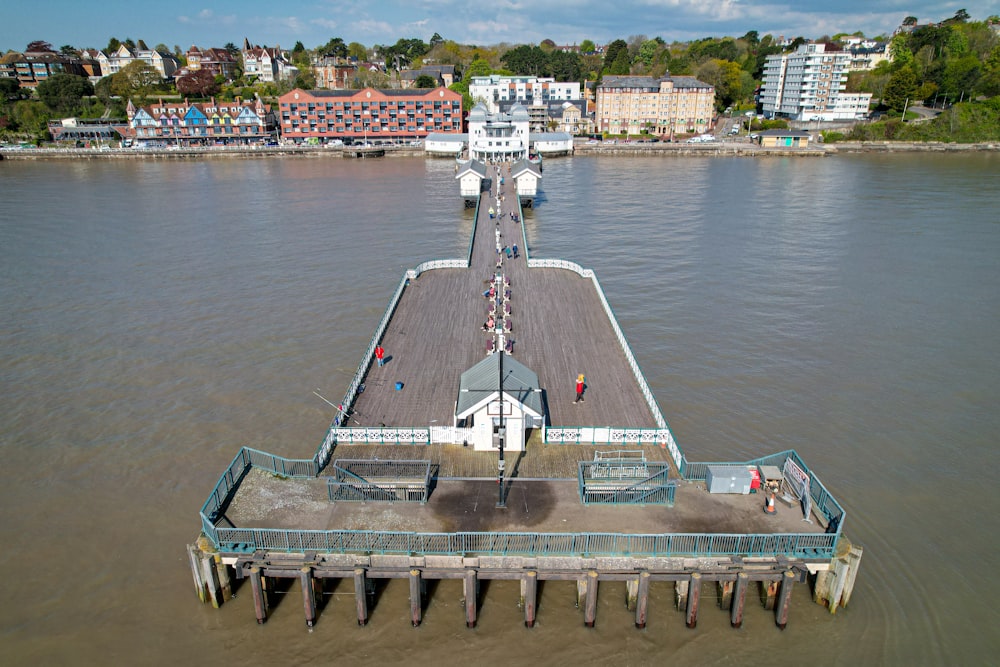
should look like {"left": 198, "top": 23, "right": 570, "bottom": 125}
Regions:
{"left": 331, "top": 427, "right": 430, "bottom": 444}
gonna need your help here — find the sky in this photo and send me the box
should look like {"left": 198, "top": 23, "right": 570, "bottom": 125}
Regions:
{"left": 3, "top": 0, "right": 999, "bottom": 54}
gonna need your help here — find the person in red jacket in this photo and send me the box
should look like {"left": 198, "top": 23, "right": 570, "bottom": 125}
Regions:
{"left": 574, "top": 374, "right": 586, "bottom": 403}
{"left": 375, "top": 344, "right": 385, "bottom": 367}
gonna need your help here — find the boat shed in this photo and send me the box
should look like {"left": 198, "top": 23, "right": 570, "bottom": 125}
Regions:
{"left": 756, "top": 129, "right": 812, "bottom": 148}
{"left": 511, "top": 159, "right": 542, "bottom": 207}
{"left": 455, "top": 352, "right": 544, "bottom": 452}
{"left": 456, "top": 159, "right": 488, "bottom": 201}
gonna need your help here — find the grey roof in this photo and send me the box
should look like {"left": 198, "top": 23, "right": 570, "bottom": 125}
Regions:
{"left": 425, "top": 132, "right": 467, "bottom": 143}
{"left": 456, "top": 160, "right": 487, "bottom": 179}
{"left": 467, "top": 104, "right": 489, "bottom": 121}
{"left": 511, "top": 158, "right": 541, "bottom": 178}
{"left": 529, "top": 131, "right": 573, "bottom": 142}
{"left": 509, "top": 104, "right": 530, "bottom": 122}
{"left": 455, "top": 352, "right": 543, "bottom": 418}
{"left": 599, "top": 74, "right": 712, "bottom": 90}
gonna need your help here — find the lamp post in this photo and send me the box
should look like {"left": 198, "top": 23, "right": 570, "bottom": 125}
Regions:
{"left": 496, "top": 352, "right": 507, "bottom": 508}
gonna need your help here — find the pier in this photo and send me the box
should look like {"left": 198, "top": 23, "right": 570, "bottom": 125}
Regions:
{"left": 189, "top": 161, "right": 861, "bottom": 630}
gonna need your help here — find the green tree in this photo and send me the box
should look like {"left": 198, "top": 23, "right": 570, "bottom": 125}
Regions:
{"left": 319, "top": 37, "right": 347, "bottom": 58}
{"left": 36, "top": 73, "right": 94, "bottom": 114}
{"left": 462, "top": 58, "right": 493, "bottom": 81}
{"left": 0, "top": 78, "right": 21, "bottom": 100}
{"left": 293, "top": 69, "right": 317, "bottom": 90}
{"left": 414, "top": 74, "right": 438, "bottom": 88}
{"left": 111, "top": 60, "right": 160, "bottom": 104}
{"left": 429, "top": 33, "right": 444, "bottom": 49}
{"left": 348, "top": 42, "right": 368, "bottom": 61}
{"left": 883, "top": 65, "right": 917, "bottom": 110}
{"left": 579, "top": 39, "right": 596, "bottom": 54}
{"left": 603, "top": 39, "right": 628, "bottom": 73}
{"left": 609, "top": 48, "right": 631, "bottom": 75}
{"left": 106, "top": 38, "right": 121, "bottom": 52}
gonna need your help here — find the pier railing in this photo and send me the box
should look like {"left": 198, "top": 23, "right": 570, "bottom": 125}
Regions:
{"left": 682, "top": 450, "right": 846, "bottom": 538}
{"left": 210, "top": 526, "right": 836, "bottom": 559}
{"left": 200, "top": 446, "right": 318, "bottom": 539}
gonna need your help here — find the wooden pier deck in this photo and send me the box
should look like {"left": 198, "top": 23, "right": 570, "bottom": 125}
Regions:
{"left": 348, "top": 164, "right": 658, "bottom": 431}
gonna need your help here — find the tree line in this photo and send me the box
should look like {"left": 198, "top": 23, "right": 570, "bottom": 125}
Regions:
{"left": 3, "top": 11, "right": 999, "bottom": 144}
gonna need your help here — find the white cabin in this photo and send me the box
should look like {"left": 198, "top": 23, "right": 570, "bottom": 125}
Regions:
{"left": 455, "top": 352, "right": 544, "bottom": 452}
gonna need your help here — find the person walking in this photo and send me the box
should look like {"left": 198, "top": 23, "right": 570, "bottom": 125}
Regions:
{"left": 574, "top": 374, "right": 586, "bottom": 403}
{"left": 375, "top": 344, "right": 385, "bottom": 367}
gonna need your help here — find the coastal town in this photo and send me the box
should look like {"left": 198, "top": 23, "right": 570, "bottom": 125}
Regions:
{"left": 2, "top": 10, "right": 1000, "bottom": 154}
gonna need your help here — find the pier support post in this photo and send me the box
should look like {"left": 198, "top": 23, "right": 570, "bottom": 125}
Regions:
{"left": 216, "top": 554, "right": 232, "bottom": 603}
{"left": 731, "top": 572, "right": 748, "bottom": 628}
{"left": 187, "top": 544, "right": 208, "bottom": 603}
{"left": 761, "top": 579, "right": 779, "bottom": 610}
{"left": 353, "top": 568, "right": 368, "bottom": 626}
{"left": 815, "top": 541, "right": 864, "bottom": 613}
{"left": 583, "top": 570, "right": 599, "bottom": 627}
{"left": 717, "top": 580, "right": 734, "bottom": 610}
{"left": 199, "top": 551, "right": 222, "bottom": 608}
{"left": 250, "top": 566, "right": 267, "bottom": 624}
{"left": 409, "top": 569, "right": 423, "bottom": 627}
{"left": 301, "top": 567, "right": 317, "bottom": 628}
{"left": 674, "top": 578, "right": 689, "bottom": 610}
{"left": 634, "top": 571, "right": 650, "bottom": 629}
{"left": 685, "top": 573, "right": 702, "bottom": 629}
{"left": 464, "top": 570, "right": 478, "bottom": 628}
{"left": 775, "top": 570, "right": 795, "bottom": 630}
{"left": 626, "top": 577, "right": 639, "bottom": 612}
{"left": 522, "top": 570, "right": 537, "bottom": 628}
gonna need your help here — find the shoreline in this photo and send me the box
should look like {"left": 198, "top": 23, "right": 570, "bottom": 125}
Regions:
{"left": 2, "top": 140, "right": 998, "bottom": 161}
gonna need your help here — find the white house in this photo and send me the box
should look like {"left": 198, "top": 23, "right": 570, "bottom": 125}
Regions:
{"left": 469, "top": 75, "right": 581, "bottom": 114}
{"left": 511, "top": 159, "right": 542, "bottom": 207}
{"left": 455, "top": 352, "right": 544, "bottom": 452}
{"left": 456, "top": 160, "right": 488, "bottom": 201}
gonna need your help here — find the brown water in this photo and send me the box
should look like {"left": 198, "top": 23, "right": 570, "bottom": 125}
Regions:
{"left": 1, "top": 154, "right": 998, "bottom": 664}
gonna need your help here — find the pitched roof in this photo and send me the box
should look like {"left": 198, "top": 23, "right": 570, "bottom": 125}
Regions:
{"left": 455, "top": 352, "right": 543, "bottom": 418}
{"left": 456, "top": 160, "right": 487, "bottom": 179}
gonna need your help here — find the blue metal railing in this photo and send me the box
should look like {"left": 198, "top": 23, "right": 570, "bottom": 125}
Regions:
{"left": 211, "top": 527, "right": 836, "bottom": 559}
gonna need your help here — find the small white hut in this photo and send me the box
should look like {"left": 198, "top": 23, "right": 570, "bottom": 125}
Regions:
{"left": 455, "top": 352, "right": 544, "bottom": 452}
{"left": 456, "top": 159, "right": 488, "bottom": 201}
{"left": 511, "top": 159, "right": 542, "bottom": 207}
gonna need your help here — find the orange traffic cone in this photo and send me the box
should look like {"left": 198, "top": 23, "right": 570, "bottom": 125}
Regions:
{"left": 764, "top": 492, "right": 776, "bottom": 515}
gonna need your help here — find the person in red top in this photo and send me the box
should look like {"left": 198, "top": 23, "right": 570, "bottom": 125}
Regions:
{"left": 375, "top": 344, "right": 385, "bottom": 367}
{"left": 574, "top": 374, "right": 586, "bottom": 403}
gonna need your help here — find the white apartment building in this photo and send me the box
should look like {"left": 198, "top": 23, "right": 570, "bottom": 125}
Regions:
{"left": 469, "top": 75, "right": 581, "bottom": 113}
{"left": 760, "top": 42, "right": 872, "bottom": 121}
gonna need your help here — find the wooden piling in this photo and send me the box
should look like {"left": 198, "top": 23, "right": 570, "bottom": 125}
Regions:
{"left": 250, "top": 566, "right": 267, "bottom": 624}
{"left": 674, "top": 578, "right": 689, "bottom": 610}
{"left": 215, "top": 554, "right": 232, "bottom": 603}
{"left": 464, "top": 569, "right": 478, "bottom": 628}
{"left": 685, "top": 572, "right": 701, "bottom": 629}
{"left": 353, "top": 568, "right": 368, "bottom": 626}
{"left": 730, "top": 572, "right": 748, "bottom": 628}
{"left": 187, "top": 544, "right": 208, "bottom": 603}
{"left": 717, "top": 580, "right": 734, "bottom": 610}
{"left": 775, "top": 570, "right": 795, "bottom": 630}
{"left": 583, "top": 570, "right": 599, "bottom": 627}
{"left": 761, "top": 579, "right": 779, "bottom": 610}
{"left": 634, "top": 571, "right": 650, "bottom": 629}
{"left": 522, "top": 570, "right": 537, "bottom": 628}
{"left": 409, "top": 569, "right": 422, "bottom": 627}
{"left": 626, "top": 577, "right": 639, "bottom": 611}
{"left": 200, "top": 551, "right": 221, "bottom": 608}
{"left": 301, "top": 567, "right": 317, "bottom": 628}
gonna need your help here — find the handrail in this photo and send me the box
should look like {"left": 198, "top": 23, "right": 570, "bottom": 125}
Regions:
{"left": 211, "top": 526, "right": 837, "bottom": 559}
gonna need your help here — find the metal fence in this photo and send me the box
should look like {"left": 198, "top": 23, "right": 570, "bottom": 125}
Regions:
{"left": 683, "top": 450, "right": 846, "bottom": 537}
{"left": 326, "top": 459, "right": 432, "bottom": 503}
{"left": 578, "top": 461, "right": 676, "bottom": 506}
{"left": 210, "top": 527, "right": 837, "bottom": 559}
